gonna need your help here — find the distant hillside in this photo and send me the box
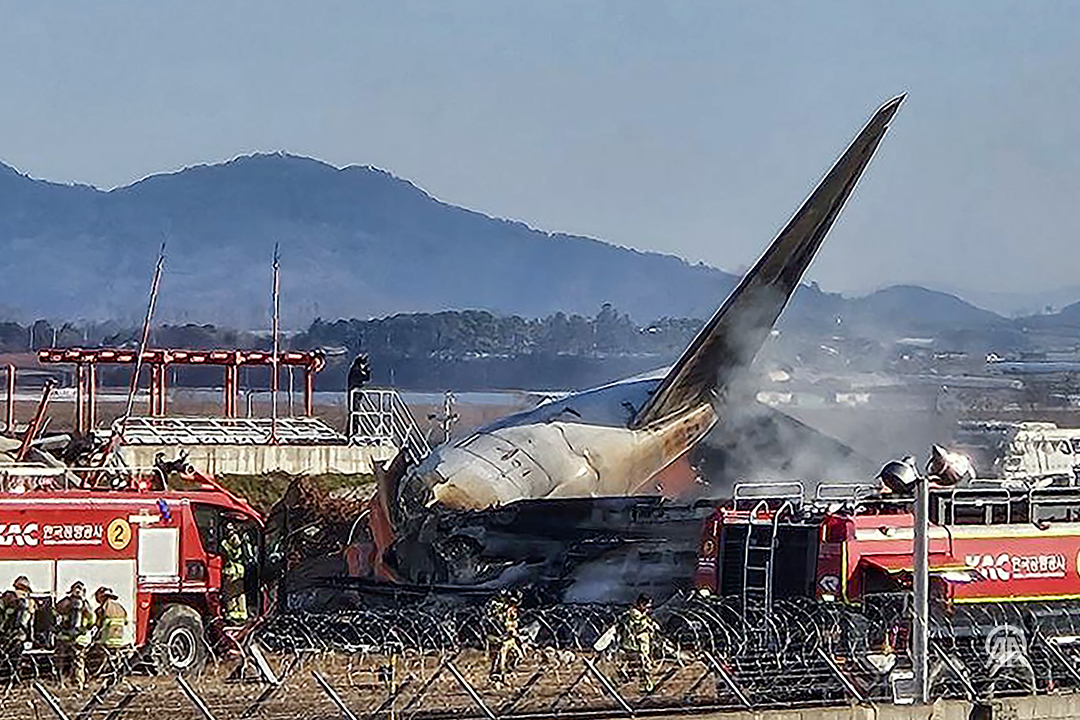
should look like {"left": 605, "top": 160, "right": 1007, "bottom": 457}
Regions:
{"left": 1015, "top": 299, "right": 1080, "bottom": 333}
{"left": 1055, "top": 300, "right": 1080, "bottom": 323}
{"left": 0, "top": 153, "right": 1009, "bottom": 339}
{"left": 0, "top": 154, "right": 748, "bottom": 326}
{"left": 847, "top": 285, "right": 1006, "bottom": 333}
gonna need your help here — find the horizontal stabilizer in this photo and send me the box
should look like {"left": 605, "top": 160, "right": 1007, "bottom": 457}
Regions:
{"left": 631, "top": 96, "right": 903, "bottom": 429}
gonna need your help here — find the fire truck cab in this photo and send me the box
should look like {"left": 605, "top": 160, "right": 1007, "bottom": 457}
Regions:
{"left": 0, "top": 464, "right": 264, "bottom": 674}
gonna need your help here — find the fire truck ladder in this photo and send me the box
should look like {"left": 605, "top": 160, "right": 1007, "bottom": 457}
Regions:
{"left": 741, "top": 499, "right": 795, "bottom": 616}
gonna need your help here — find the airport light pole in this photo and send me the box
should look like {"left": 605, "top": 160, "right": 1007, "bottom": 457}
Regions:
{"left": 912, "top": 474, "right": 930, "bottom": 704}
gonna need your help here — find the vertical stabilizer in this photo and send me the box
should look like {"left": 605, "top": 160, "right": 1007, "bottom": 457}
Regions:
{"left": 631, "top": 96, "right": 903, "bottom": 429}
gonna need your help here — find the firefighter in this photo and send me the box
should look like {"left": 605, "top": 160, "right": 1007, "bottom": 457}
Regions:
{"left": 4, "top": 576, "right": 36, "bottom": 654}
{"left": 55, "top": 581, "right": 94, "bottom": 689}
{"left": 485, "top": 588, "right": 523, "bottom": 685}
{"left": 619, "top": 593, "right": 659, "bottom": 692}
{"left": 93, "top": 587, "right": 129, "bottom": 663}
{"left": 221, "top": 521, "right": 249, "bottom": 624}
{"left": 0, "top": 590, "right": 16, "bottom": 654}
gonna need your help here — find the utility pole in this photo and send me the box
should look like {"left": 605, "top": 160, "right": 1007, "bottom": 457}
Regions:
{"left": 270, "top": 244, "right": 281, "bottom": 444}
{"left": 912, "top": 475, "right": 930, "bottom": 704}
{"left": 117, "top": 243, "right": 165, "bottom": 441}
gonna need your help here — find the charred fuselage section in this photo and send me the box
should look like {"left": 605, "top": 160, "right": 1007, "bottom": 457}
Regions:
{"left": 386, "top": 495, "right": 721, "bottom": 604}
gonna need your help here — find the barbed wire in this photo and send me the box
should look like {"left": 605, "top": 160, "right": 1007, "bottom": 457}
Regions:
{"left": 4, "top": 595, "right": 1080, "bottom": 719}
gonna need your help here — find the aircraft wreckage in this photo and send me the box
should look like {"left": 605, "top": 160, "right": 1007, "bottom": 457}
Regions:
{"left": 328, "top": 96, "right": 905, "bottom": 603}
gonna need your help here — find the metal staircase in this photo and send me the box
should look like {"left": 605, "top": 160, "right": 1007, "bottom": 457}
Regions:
{"left": 348, "top": 388, "right": 431, "bottom": 465}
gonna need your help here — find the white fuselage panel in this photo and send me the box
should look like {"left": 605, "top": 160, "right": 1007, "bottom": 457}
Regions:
{"left": 401, "top": 375, "right": 716, "bottom": 511}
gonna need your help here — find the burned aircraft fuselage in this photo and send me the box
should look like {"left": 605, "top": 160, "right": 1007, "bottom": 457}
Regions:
{"left": 400, "top": 375, "right": 716, "bottom": 513}
{"left": 387, "top": 494, "right": 720, "bottom": 603}
{"left": 376, "top": 96, "right": 905, "bottom": 600}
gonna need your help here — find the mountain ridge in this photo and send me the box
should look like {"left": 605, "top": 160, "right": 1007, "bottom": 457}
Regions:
{"left": 0, "top": 153, "right": 1023, "bottom": 336}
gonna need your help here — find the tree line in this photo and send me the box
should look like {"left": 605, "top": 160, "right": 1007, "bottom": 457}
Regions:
{"left": 294, "top": 304, "right": 702, "bottom": 360}
{"left": 0, "top": 306, "right": 707, "bottom": 391}
{"left": 0, "top": 305, "right": 704, "bottom": 361}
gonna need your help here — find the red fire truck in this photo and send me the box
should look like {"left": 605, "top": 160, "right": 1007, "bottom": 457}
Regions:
{"left": 0, "top": 463, "right": 264, "bottom": 674}
{"left": 694, "top": 480, "right": 1080, "bottom": 609}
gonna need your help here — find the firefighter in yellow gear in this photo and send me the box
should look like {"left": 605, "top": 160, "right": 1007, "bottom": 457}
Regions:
{"left": 93, "top": 586, "right": 129, "bottom": 663}
{"left": 485, "top": 588, "right": 523, "bottom": 685}
{"left": 619, "top": 594, "right": 659, "bottom": 692}
{"left": 55, "top": 581, "right": 95, "bottom": 689}
{"left": 4, "top": 576, "right": 36, "bottom": 654}
{"left": 221, "top": 521, "right": 249, "bottom": 624}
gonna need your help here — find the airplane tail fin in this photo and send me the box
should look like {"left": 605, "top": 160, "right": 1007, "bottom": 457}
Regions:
{"left": 630, "top": 95, "right": 903, "bottom": 430}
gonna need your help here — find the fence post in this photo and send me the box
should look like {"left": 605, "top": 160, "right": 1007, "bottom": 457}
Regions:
{"left": 175, "top": 674, "right": 217, "bottom": 720}
{"left": 388, "top": 654, "right": 398, "bottom": 720}
{"left": 582, "top": 657, "right": 634, "bottom": 716}
{"left": 241, "top": 653, "right": 301, "bottom": 719}
{"left": 701, "top": 652, "right": 752, "bottom": 708}
{"left": 311, "top": 670, "right": 360, "bottom": 720}
{"left": 815, "top": 646, "right": 867, "bottom": 703}
{"left": 248, "top": 641, "right": 280, "bottom": 685}
{"left": 370, "top": 678, "right": 412, "bottom": 719}
{"left": 931, "top": 643, "right": 977, "bottom": 701}
{"left": 498, "top": 668, "right": 544, "bottom": 716}
{"left": 398, "top": 650, "right": 459, "bottom": 716}
{"left": 445, "top": 661, "right": 497, "bottom": 720}
{"left": 75, "top": 666, "right": 132, "bottom": 720}
{"left": 32, "top": 682, "right": 72, "bottom": 720}
{"left": 550, "top": 665, "right": 589, "bottom": 711}
{"left": 101, "top": 688, "right": 140, "bottom": 720}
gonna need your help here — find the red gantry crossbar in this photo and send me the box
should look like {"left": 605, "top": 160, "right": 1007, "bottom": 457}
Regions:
{"left": 37, "top": 347, "right": 326, "bottom": 432}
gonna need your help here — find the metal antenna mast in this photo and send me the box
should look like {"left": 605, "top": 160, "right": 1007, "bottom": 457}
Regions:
{"left": 118, "top": 242, "right": 166, "bottom": 441}
{"left": 270, "top": 243, "right": 281, "bottom": 444}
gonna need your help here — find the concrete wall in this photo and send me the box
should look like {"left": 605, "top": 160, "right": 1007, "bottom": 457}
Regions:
{"left": 638, "top": 694, "right": 1078, "bottom": 720}
{"left": 121, "top": 442, "right": 398, "bottom": 476}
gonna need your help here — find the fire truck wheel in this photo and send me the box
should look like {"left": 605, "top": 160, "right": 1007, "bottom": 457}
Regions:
{"left": 150, "top": 604, "right": 208, "bottom": 675}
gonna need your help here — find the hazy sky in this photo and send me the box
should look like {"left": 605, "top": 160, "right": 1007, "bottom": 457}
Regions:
{"left": 1, "top": 2, "right": 1077, "bottom": 308}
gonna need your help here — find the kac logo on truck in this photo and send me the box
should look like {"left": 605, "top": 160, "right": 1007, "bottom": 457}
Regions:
{"left": 0, "top": 523, "right": 39, "bottom": 547}
{"left": 0, "top": 521, "right": 112, "bottom": 548}
{"left": 966, "top": 552, "right": 1067, "bottom": 581}
{"left": 43, "top": 524, "right": 105, "bottom": 546}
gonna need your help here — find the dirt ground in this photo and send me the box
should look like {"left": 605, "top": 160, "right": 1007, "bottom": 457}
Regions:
{"left": 0, "top": 648, "right": 731, "bottom": 720}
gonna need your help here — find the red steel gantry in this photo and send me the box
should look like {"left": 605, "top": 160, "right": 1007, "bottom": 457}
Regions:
{"left": 37, "top": 347, "right": 326, "bottom": 433}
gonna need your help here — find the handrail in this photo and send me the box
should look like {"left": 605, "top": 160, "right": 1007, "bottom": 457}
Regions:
{"left": 766, "top": 499, "right": 795, "bottom": 611}
{"left": 0, "top": 463, "right": 162, "bottom": 474}
{"left": 733, "top": 481, "right": 804, "bottom": 507}
{"left": 815, "top": 483, "right": 876, "bottom": 503}
{"left": 0, "top": 463, "right": 227, "bottom": 495}
{"left": 1028, "top": 484, "right": 1080, "bottom": 524}
{"left": 748, "top": 499, "right": 771, "bottom": 522}
{"left": 348, "top": 388, "right": 431, "bottom": 464}
{"left": 947, "top": 486, "right": 1011, "bottom": 524}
